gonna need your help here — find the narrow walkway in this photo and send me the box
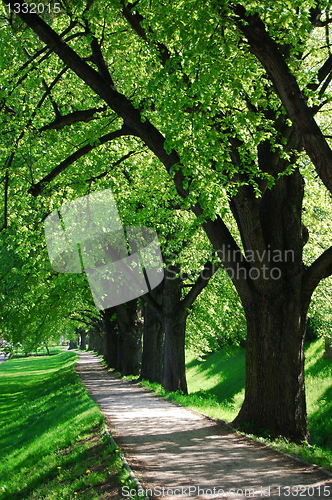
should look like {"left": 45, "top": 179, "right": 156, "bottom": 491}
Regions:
{"left": 0, "top": 355, "right": 8, "bottom": 365}
{"left": 76, "top": 351, "right": 332, "bottom": 499}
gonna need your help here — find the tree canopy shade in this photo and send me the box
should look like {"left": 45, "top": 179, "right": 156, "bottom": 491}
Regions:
{"left": 2, "top": 0, "right": 332, "bottom": 442}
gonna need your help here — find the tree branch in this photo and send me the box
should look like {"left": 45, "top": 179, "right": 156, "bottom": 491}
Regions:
{"left": 5, "top": 0, "right": 184, "bottom": 184}
{"left": 7, "top": 0, "right": 251, "bottom": 297}
{"left": 181, "top": 260, "right": 220, "bottom": 312}
{"left": 39, "top": 106, "right": 106, "bottom": 131}
{"left": 42, "top": 78, "right": 61, "bottom": 118}
{"left": 121, "top": 0, "right": 190, "bottom": 85}
{"left": 302, "top": 246, "right": 332, "bottom": 304}
{"left": 29, "top": 126, "right": 133, "bottom": 196}
{"left": 84, "top": 150, "right": 138, "bottom": 183}
{"left": 0, "top": 170, "right": 9, "bottom": 232}
{"left": 90, "top": 35, "right": 115, "bottom": 86}
{"left": 200, "top": 216, "right": 251, "bottom": 298}
{"left": 6, "top": 24, "right": 81, "bottom": 99}
{"left": 70, "top": 317, "right": 96, "bottom": 327}
{"left": 233, "top": 5, "right": 332, "bottom": 195}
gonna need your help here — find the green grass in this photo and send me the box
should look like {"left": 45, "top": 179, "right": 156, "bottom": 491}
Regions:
{"left": 140, "top": 338, "right": 332, "bottom": 472}
{"left": 140, "top": 347, "right": 245, "bottom": 422}
{"left": 0, "top": 352, "right": 142, "bottom": 499}
{"left": 5, "top": 344, "right": 65, "bottom": 359}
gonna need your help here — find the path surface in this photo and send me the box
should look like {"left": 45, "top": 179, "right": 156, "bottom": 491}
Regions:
{"left": 0, "top": 355, "right": 8, "bottom": 365}
{"left": 76, "top": 351, "right": 332, "bottom": 499}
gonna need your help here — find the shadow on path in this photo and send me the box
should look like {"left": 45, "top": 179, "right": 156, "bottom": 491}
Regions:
{"left": 76, "top": 351, "right": 332, "bottom": 500}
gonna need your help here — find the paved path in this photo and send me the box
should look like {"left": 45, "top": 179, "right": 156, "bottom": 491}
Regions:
{"left": 76, "top": 351, "right": 332, "bottom": 499}
{"left": 0, "top": 355, "right": 8, "bottom": 365}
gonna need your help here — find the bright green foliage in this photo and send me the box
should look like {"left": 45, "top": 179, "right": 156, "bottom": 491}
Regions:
{"left": 302, "top": 164, "right": 332, "bottom": 337}
{"left": 186, "top": 270, "right": 246, "bottom": 354}
{"left": 2, "top": 2, "right": 332, "bottom": 418}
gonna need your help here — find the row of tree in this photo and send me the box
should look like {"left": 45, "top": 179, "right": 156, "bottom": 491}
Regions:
{"left": 2, "top": 0, "right": 332, "bottom": 443}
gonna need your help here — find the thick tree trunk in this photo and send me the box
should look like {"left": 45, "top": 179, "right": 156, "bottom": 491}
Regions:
{"left": 162, "top": 264, "right": 188, "bottom": 394}
{"left": 230, "top": 170, "right": 310, "bottom": 442}
{"left": 88, "top": 330, "right": 103, "bottom": 354}
{"left": 87, "top": 330, "right": 94, "bottom": 351}
{"left": 116, "top": 299, "right": 143, "bottom": 376}
{"left": 93, "top": 331, "right": 104, "bottom": 356}
{"left": 233, "top": 293, "right": 309, "bottom": 442}
{"left": 102, "top": 308, "right": 118, "bottom": 369}
{"left": 68, "top": 340, "right": 77, "bottom": 350}
{"left": 79, "top": 330, "right": 87, "bottom": 350}
{"left": 163, "top": 312, "right": 187, "bottom": 393}
{"left": 141, "top": 282, "right": 164, "bottom": 383}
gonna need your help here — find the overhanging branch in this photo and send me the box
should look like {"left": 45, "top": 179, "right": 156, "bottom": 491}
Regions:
{"left": 39, "top": 106, "right": 106, "bottom": 131}
{"left": 29, "top": 126, "right": 133, "bottom": 196}
{"left": 233, "top": 5, "right": 332, "bottom": 195}
{"left": 5, "top": 0, "right": 251, "bottom": 297}
{"left": 181, "top": 260, "right": 221, "bottom": 312}
{"left": 302, "top": 246, "right": 332, "bottom": 303}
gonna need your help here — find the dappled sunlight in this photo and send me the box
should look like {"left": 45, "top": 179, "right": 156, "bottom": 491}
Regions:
{"left": 77, "top": 351, "right": 332, "bottom": 499}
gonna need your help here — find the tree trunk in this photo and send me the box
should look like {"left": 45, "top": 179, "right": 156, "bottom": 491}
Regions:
{"left": 95, "top": 332, "right": 105, "bottom": 356}
{"left": 233, "top": 293, "right": 309, "bottom": 442}
{"left": 162, "top": 264, "right": 188, "bottom": 394}
{"left": 68, "top": 340, "right": 77, "bottom": 350}
{"left": 88, "top": 330, "right": 103, "bottom": 353}
{"left": 87, "top": 330, "right": 94, "bottom": 351}
{"left": 229, "top": 170, "right": 310, "bottom": 442}
{"left": 116, "top": 299, "right": 143, "bottom": 376}
{"left": 141, "top": 282, "right": 164, "bottom": 383}
{"left": 102, "top": 308, "right": 118, "bottom": 369}
{"left": 79, "top": 330, "right": 86, "bottom": 350}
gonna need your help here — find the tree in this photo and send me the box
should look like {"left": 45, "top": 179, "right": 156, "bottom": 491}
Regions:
{"left": 3, "top": 0, "right": 332, "bottom": 442}
{"left": 105, "top": 142, "right": 219, "bottom": 391}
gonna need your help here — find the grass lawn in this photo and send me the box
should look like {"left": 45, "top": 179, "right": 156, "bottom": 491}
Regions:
{"left": 140, "top": 338, "right": 332, "bottom": 472}
{"left": 0, "top": 351, "right": 140, "bottom": 499}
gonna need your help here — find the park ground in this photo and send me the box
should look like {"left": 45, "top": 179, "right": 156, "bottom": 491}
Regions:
{"left": 0, "top": 338, "right": 331, "bottom": 499}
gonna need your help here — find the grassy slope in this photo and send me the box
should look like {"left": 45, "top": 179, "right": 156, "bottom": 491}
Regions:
{"left": 141, "top": 338, "right": 332, "bottom": 471}
{"left": 1, "top": 341, "right": 330, "bottom": 498}
{"left": 0, "top": 352, "right": 140, "bottom": 500}
{"left": 186, "top": 338, "right": 332, "bottom": 470}
{"left": 185, "top": 347, "right": 245, "bottom": 421}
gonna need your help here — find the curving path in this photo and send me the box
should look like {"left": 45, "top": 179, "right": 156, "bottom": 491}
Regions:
{"left": 76, "top": 351, "right": 332, "bottom": 499}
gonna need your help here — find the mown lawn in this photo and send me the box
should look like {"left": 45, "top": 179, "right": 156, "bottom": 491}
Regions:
{"left": 0, "top": 351, "right": 140, "bottom": 499}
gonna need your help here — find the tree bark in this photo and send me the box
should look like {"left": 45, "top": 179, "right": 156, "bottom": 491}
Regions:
{"left": 80, "top": 330, "right": 86, "bottom": 350}
{"left": 87, "top": 331, "right": 94, "bottom": 351}
{"left": 162, "top": 264, "right": 188, "bottom": 394}
{"left": 233, "top": 293, "right": 309, "bottom": 442}
{"left": 102, "top": 308, "right": 118, "bottom": 369}
{"left": 94, "top": 331, "right": 104, "bottom": 356}
{"left": 116, "top": 299, "right": 143, "bottom": 376}
{"left": 68, "top": 339, "right": 77, "bottom": 350}
{"left": 141, "top": 282, "right": 164, "bottom": 383}
{"left": 77, "top": 329, "right": 87, "bottom": 350}
{"left": 230, "top": 169, "right": 310, "bottom": 442}
{"left": 88, "top": 329, "right": 103, "bottom": 354}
